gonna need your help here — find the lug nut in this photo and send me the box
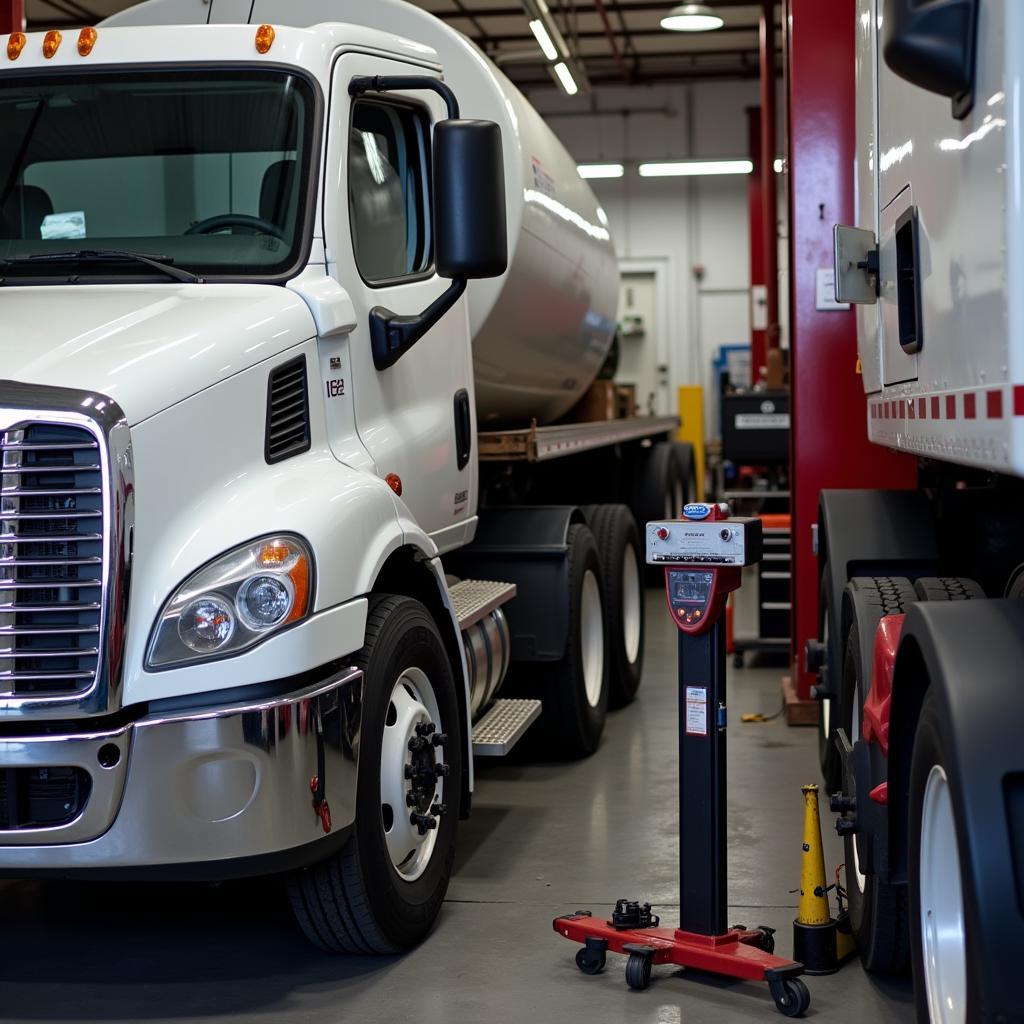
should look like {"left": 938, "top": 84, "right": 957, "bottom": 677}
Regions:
{"left": 432, "top": 732, "right": 448, "bottom": 747}
{"left": 434, "top": 763, "right": 450, "bottom": 778}
{"left": 830, "top": 793, "right": 857, "bottom": 814}
{"left": 403, "top": 763, "right": 415, "bottom": 779}
{"left": 408, "top": 736, "right": 428, "bottom": 752}
{"left": 415, "top": 722, "right": 436, "bottom": 737}
{"left": 431, "top": 802, "right": 447, "bottom": 816}
{"left": 835, "top": 817, "right": 858, "bottom": 837}
{"left": 805, "top": 639, "right": 826, "bottom": 673}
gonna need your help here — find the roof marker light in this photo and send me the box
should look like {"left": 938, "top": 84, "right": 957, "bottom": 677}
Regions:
{"left": 255, "top": 24, "right": 275, "bottom": 54}
{"left": 42, "top": 30, "right": 62, "bottom": 59}
{"left": 6, "top": 32, "right": 25, "bottom": 60}
{"left": 78, "top": 27, "right": 97, "bottom": 56}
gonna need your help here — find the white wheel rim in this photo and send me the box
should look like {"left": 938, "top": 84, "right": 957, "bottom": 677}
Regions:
{"left": 580, "top": 569, "right": 605, "bottom": 707}
{"left": 920, "top": 764, "right": 967, "bottom": 1024}
{"left": 821, "top": 618, "right": 832, "bottom": 739}
{"left": 379, "top": 667, "right": 443, "bottom": 883}
{"left": 621, "top": 543, "right": 642, "bottom": 665}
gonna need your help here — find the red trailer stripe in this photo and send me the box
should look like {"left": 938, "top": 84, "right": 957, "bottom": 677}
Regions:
{"left": 908, "top": 399, "right": 916, "bottom": 419}
{"left": 987, "top": 390, "right": 1003, "bottom": 419}
{"left": 1015, "top": 386, "right": 1024, "bottom": 416}
{"left": 946, "top": 395, "right": 956, "bottom": 419}
{"left": 964, "top": 393, "right": 977, "bottom": 419}
{"left": 931, "top": 396, "right": 940, "bottom": 419}
{"left": 918, "top": 397, "right": 926, "bottom": 418}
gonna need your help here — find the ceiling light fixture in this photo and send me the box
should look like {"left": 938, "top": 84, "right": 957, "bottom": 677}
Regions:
{"left": 660, "top": 3, "right": 724, "bottom": 32}
{"left": 528, "top": 18, "right": 559, "bottom": 61}
{"left": 639, "top": 159, "right": 752, "bottom": 177}
{"left": 577, "top": 163, "right": 625, "bottom": 179}
{"left": 553, "top": 61, "right": 579, "bottom": 96}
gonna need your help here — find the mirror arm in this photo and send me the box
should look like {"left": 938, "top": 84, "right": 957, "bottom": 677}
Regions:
{"left": 349, "top": 75, "right": 460, "bottom": 118}
{"left": 369, "top": 279, "right": 467, "bottom": 371}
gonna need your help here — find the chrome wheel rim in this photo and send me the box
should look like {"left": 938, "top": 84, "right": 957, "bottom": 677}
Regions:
{"left": 379, "top": 667, "right": 443, "bottom": 883}
{"left": 580, "top": 569, "right": 605, "bottom": 707}
{"left": 920, "top": 764, "right": 967, "bottom": 1024}
{"left": 621, "top": 544, "right": 642, "bottom": 665}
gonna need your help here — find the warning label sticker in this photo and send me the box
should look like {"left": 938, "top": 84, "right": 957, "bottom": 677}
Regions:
{"left": 735, "top": 413, "right": 790, "bottom": 429}
{"left": 685, "top": 686, "right": 708, "bottom": 736}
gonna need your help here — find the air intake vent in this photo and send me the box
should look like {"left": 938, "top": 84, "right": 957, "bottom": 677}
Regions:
{"left": 265, "top": 355, "right": 311, "bottom": 464}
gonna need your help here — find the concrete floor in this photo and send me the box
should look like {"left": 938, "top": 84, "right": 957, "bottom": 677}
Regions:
{"left": 0, "top": 593, "right": 915, "bottom": 1023}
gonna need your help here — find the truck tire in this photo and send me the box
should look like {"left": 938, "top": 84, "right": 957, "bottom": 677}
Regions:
{"left": 841, "top": 576, "right": 916, "bottom": 975}
{"left": 908, "top": 688, "right": 973, "bottom": 1023}
{"left": 817, "top": 563, "right": 842, "bottom": 792}
{"left": 287, "top": 595, "right": 462, "bottom": 953}
{"left": 584, "top": 504, "right": 645, "bottom": 707}
{"left": 633, "top": 442, "right": 687, "bottom": 585}
{"left": 534, "top": 523, "right": 609, "bottom": 757}
{"left": 913, "top": 576, "right": 985, "bottom": 602}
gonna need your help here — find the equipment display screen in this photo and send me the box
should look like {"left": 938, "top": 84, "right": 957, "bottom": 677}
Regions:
{"left": 670, "top": 571, "right": 713, "bottom": 604}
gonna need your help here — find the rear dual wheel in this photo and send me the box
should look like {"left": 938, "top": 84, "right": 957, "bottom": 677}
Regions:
{"left": 583, "top": 504, "right": 645, "bottom": 706}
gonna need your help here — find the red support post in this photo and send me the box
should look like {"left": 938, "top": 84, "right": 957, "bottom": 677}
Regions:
{"left": 0, "top": 0, "right": 24, "bottom": 34}
{"left": 786, "top": 0, "right": 916, "bottom": 703}
{"left": 759, "top": 1, "right": 779, "bottom": 351}
{"left": 747, "top": 107, "right": 767, "bottom": 379}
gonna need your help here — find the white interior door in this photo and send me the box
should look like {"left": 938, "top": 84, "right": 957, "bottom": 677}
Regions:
{"left": 617, "top": 271, "right": 669, "bottom": 415}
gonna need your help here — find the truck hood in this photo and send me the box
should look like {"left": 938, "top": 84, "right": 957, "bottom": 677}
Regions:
{"left": 0, "top": 284, "right": 316, "bottom": 424}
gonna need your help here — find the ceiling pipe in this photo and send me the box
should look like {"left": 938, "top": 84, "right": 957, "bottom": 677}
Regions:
{"left": 591, "top": 0, "right": 634, "bottom": 82}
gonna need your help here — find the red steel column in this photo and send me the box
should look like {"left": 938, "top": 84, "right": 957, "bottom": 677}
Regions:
{"left": 0, "top": 1, "right": 25, "bottom": 33}
{"left": 759, "top": 1, "right": 779, "bottom": 351}
{"left": 787, "top": 0, "right": 916, "bottom": 702}
{"left": 747, "top": 107, "right": 767, "bottom": 378}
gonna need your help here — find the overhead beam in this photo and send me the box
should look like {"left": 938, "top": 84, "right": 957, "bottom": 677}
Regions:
{"left": 438, "top": 1, "right": 781, "bottom": 20}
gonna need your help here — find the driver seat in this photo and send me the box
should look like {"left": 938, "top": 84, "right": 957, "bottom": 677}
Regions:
{"left": 260, "top": 160, "right": 297, "bottom": 233}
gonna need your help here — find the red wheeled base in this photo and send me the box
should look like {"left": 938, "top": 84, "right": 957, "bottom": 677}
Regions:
{"left": 554, "top": 910, "right": 811, "bottom": 1017}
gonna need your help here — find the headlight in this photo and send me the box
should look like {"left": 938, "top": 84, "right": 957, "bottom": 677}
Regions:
{"left": 147, "top": 535, "right": 313, "bottom": 669}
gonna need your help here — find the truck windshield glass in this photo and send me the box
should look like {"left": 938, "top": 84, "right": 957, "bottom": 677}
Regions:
{"left": 0, "top": 69, "right": 316, "bottom": 281}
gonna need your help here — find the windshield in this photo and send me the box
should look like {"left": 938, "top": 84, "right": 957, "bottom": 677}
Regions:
{"left": 0, "top": 69, "right": 317, "bottom": 281}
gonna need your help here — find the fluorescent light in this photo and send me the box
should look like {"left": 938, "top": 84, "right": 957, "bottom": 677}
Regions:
{"left": 660, "top": 3, "right": 724, "bottom": 32}
{"left": 638, "top": 159, "right": 752, "bottom": 177}
{"left": 773, "top": 157, "right": 783, "bottom": 173}
{"left": 553, "top": 61, "right": 579, "bottom": 96}
{"left": 578, "top": 163, "right": 624, "bottom": 179}
{"left": 529, "top": 18, "right": 559, "bottom": 61}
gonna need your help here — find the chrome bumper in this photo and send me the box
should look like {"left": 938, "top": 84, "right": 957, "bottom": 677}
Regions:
{"left": 0, "top": 667, "right": 362, "bottom": 872}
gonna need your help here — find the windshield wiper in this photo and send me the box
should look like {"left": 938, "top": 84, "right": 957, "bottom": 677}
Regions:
{"left": 2, "top": 249, "right": 204, "bottom": 284}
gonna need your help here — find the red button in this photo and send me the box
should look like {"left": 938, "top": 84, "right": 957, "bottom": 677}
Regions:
{"left": 657, "top": 528, "right": 669, "bottom": 539}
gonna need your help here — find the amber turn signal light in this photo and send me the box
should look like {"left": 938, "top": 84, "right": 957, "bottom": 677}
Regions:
{"left": 385, "top": 473, "right": 403, "bottom": 497}
{"left": 254, "top": 23, "right": 275, "bottom": 53}
{"left": 6, "top": 32, "right": 25, "bottom": 60}
{"left": 42, "top": 29, "right": 62, "bottom": 58}
{"left": 78, "top": 27, "right": 97, "bottom": 56}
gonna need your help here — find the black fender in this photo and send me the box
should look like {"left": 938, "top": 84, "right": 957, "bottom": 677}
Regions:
{"left": 448, "top": 506, "right": 586, "bottom": 662}
{"left": 890, "top": 599, "right": 1024, "bottom": 1016}
{"left": 817, "top": 489, "right": 937, "bottom": 697}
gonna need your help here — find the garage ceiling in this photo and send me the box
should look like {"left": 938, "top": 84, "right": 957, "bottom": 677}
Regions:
{"left": 26, "top": 0, "right": 781, "bottom": 89}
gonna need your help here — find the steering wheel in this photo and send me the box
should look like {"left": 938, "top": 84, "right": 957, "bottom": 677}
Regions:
{"left": 185, "top": 214, "right": 286, "bottom": 240}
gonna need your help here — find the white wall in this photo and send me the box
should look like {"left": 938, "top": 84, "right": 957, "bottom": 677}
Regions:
{"left": 528, "top": 79, "right": 786, "bottom": 438}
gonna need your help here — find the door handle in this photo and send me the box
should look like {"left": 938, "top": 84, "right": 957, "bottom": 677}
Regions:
{"left": 454, "top": 389, "right": 472, "bottom": 471}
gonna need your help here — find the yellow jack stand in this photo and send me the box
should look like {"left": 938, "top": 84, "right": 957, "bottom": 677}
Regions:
{"left": 793, "top": 784, "right": 857, "bottom": 974}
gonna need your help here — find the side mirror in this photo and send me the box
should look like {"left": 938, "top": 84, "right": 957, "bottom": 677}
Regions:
{"left": 881, "top": 0, "right": 979, "bottom": 118}
{"left": 434, "top": 119, "right": 508, "bottom": 280}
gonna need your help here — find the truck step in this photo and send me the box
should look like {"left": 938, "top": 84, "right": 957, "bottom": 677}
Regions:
{"left": 450, "top": 579, "right": 517, "bottom": 631}
{"left": 472, "top": 698, "right": 542, "bottom": 757}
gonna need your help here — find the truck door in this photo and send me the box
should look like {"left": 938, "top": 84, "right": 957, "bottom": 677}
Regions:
{"left": 323, "top": 54, "right": 477, "bottom": 549}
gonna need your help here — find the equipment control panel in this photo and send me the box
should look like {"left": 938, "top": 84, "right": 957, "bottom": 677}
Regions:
{"left": 666, "top": 569, "right": 715, "bottom": 627}
{"left": 645, "top": 516, "right": 762, "bottom": 567}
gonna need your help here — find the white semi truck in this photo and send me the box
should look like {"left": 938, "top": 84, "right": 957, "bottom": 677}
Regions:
{"left": 818, "top": 1, "right": 1024, "bottom": 1021}
{"left": 0, "top": 0, "right": 689, "bottom": 953}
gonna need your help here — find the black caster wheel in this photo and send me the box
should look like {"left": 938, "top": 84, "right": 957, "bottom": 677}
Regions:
{"left": 575, "top": 947, "right": 606, "bottom": 976}
{"left": 755, "top": 925, "right": 776, "bottom": 955}
{"left": 624, "top": 953, "right": 652, "bottom": 991}
{"left": 770, "top": 977, "right": 810, "bottom": 1018}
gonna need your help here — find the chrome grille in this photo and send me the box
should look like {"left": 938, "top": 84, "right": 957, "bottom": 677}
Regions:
{"left": 0, "top": 424, "right": 104, "bottom": 698}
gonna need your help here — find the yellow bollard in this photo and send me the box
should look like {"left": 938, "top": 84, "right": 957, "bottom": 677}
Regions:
{"left": 798, "top": 785, "right": 831, "bottom": 926}
{"left": 792, "top": 783, "right": 855, "bottom": 974}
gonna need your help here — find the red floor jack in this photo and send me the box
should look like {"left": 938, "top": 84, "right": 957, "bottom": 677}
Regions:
{"left": 553, "top": 502, "right": 811, "bottom": 1017}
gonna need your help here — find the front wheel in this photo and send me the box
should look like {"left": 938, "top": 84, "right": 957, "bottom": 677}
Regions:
{"left": 909, "top": 689, "right": 971, "bottom": 1024}
{"left": 288, "top": 595, "right": 462, "bottom": 953}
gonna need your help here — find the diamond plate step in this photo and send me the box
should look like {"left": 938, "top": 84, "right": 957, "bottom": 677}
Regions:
{"left": 450, "top": 579, "right": 517, "bottom": 631}
{"left": 472, "top": 698, "right": 541, "bottom": 757}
